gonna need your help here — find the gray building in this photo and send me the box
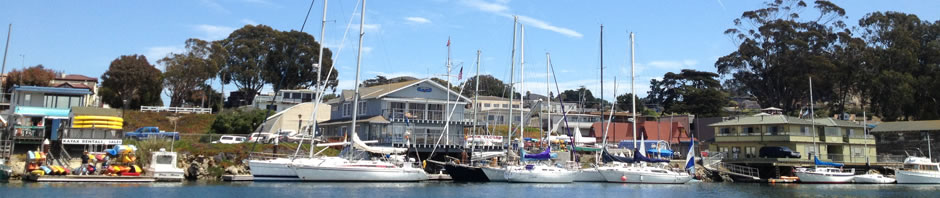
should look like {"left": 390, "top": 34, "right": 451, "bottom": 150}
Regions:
{"left": 319, "top": 79, "right": 472, "bottom": 148}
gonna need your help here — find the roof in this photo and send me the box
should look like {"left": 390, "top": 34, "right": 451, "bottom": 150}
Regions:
{"left": 814, "top": 118, "right": 863, "bottom": 128}
{"left": 709, "top": 115, "right": 817, "bottom": 127}
{"left": 318, "top": 115, "right": 390, "bottom": 126}
{"left": 55, "top": 74, "right": 98, "bottom": 82}
{"left": 13, "top": 85, "right": 93, "bottom": 95}
{"left": 477, "top": 95, "right": 511, "bottom": 101}
{"left": 53, "top": 82, "right": 92, "bottom": 90}
{"left": 335, "top": 78, "right": 472, "bottom": 103}
{"left": 871, "top": 120, "right": 940, "bottom": 133}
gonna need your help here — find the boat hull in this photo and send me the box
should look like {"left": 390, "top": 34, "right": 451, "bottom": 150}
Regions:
{"left": 443, "top": 163, "right": 490, "bottom": 182}
{"left": 293, "top": 165, "right": 428, "bottom": 182}
{"left": 598, "top": 167, "right": 692, "bottom": 184}
{"left": 481, "top": 167, "right": 507, "bottom": 182}
{"left": 853, "top": 174, "right": 896, "bottom": 184}
{"left": 574, "top": 168, "right": 605, "bottom": 182}
{"left": 248, "top": 159, "right": 300, "bottom": 181}
{"left": 795, "top": 172, "right": 855, "bottom": 183}
{"left": 896, "top": 170, "right": 940, "bottom": 184}
{"left": 504, "top": 167, "right": 576, "bottom": 183}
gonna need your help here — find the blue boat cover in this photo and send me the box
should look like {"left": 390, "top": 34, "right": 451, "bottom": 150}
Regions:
{"left": 523, "top": 147, "right": 553, "bottom": 160}
{"left": 646, "top": 148, "right": 675, "bottom": 157}
{"left": 633, "top": 149, "right": 670, "bottom": 163}
{"left": 601, "top": 148, "right": 635, "bottom": 163}
{"left": 814, "top": 156, "right": 843, "bottom": 167}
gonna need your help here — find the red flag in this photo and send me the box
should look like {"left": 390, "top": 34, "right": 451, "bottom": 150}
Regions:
{"left": 446, "top": 38, "right": 451, "bottom": 47}
{"left": 458, "top": 67, "right": 463, "bottom": 80}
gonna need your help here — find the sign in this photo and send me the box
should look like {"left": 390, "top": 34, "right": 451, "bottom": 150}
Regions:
{"left": 62, "top": 139, "right": 123, "bottom": 145}
{"left": 417, "top": 87, "right": 432, "bottom": 92}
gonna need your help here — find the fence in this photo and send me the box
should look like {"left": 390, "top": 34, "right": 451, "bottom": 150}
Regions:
{"left": 140, "top": 106, "right": 212, "bottom": 114}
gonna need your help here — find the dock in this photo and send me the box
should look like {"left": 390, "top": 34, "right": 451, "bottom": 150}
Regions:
{"left": 222, "top": 175, "right": 255, "bottom": 181}
{"left": 27, "top": 175, "right": 156, "bottom": 182}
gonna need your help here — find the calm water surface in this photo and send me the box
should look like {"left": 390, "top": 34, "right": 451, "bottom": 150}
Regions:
{"left": 2, "top": 181, "right": 938, "bottom": 198}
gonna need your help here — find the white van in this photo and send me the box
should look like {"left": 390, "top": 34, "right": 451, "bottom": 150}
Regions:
{"left": 214, "top": 135, "right": 247, "bottom": 144}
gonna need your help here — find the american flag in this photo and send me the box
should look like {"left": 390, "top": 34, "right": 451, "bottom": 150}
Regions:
{"left": 457, "top": 66, "right": 463, "bottom": 80}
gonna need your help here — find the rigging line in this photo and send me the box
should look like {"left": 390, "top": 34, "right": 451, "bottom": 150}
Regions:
{"left": 300, "top": 0, "right": 316, "bottom": 32}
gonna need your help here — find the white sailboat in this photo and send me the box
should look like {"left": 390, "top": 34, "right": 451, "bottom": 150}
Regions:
{"left": 291, "top": 0, "right": 427, "bottom": 182}
{"left": 597, "top": 32, "right": 691, "bottom": 184}
{"left": 852, "top": 112, "right": 895, "bottom": 184}
{"left": 481, "top": 15, "right": 521, "bottom": 182}
{"left": 794, "top": 77, "right": 855, "bottom": 184}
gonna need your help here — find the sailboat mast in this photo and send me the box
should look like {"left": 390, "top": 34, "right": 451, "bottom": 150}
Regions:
{"left": 446, "top": 36, "right": 452, "bottom": 145}
{"left": 599, "top": 24, "right": 605, "bottom": 145}
{"left": 507, "top": 16, "right": 517, "bottom": 153}
{"left": 518, "top": 24, "right": 526, "bottom": 150}
{"left": 630, "top": 32, "right": 637, "bottom": 150}
{"left": 810, "top": 76, "right": 818, "bottom": 168}
{"left": 863, "top": 111, "right": 869, "bottom": 164}
{"left": 546, "top": 53, "right": 551, "bottom": 146}
{"left": 472, "top": 50, "right": 481, "bottom": 149}
{"left": 347, "top": 0, "right": 366, "bottom": 157}
{"left": 308, "top": 0, "right": 329, "bottom": 158}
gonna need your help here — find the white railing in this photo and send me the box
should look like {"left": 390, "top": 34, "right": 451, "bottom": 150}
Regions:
{"left": 140, "top": 106, "right": 212, "bottom": 114}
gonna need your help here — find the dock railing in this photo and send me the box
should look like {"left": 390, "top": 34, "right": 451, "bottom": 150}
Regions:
{"left": 722, "top": 163, "right": 760, "bottom": 179}
{"left": 140, "top": 106, "right": 212, "bottom": 114}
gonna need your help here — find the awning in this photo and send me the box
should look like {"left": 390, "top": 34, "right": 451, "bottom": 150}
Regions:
{"left": 14, "top": 106, "right": 70, "bottom": 117}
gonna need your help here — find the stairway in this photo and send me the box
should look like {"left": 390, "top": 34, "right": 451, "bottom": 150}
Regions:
{"left": 0, "top": 140, "right": 12, "bottom": 161}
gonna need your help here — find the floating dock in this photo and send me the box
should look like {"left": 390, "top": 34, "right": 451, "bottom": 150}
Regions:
{"left": 222, "top": 175, "right": 255, "bottom": 181}
{"left": 26, "top": 175, "right": 156, "bottom": 182}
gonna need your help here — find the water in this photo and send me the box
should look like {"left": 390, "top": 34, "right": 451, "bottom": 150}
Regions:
{"left": 1, "top": 181, "right": 938, "bottom": 198}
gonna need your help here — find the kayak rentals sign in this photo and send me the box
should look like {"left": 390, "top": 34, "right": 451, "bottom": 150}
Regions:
{"left": 62, "top": 139, "right": 123, "bottom": 145}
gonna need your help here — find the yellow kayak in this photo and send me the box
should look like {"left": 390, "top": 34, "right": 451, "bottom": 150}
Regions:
{"left": 74, "top": 120, "right": 123, "bottom": 126}
{"left": 74, "top": 115, "right": 124, "bottom": 122}
{"left": 73, "top": 125, "right": 122, "bottom": 129}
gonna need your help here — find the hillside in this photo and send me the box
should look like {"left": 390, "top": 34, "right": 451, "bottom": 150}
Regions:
{"left": 123, "top": 111, "right": 216, "bottom": 134}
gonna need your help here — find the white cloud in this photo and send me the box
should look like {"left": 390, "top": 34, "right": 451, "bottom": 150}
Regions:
{"left": 359, "top": 23, "right": 381, "bottom": 31}
{"left": 241, "top": 19, "right": 258, "bottom": 25}
{"left": 404, "top": 17, "right": 432, "bottom": 24}
{"left": 194, "top": 24, "right": 235, "bottom": 40}
{"left": 459, "top": 0, "right": 582, "bottom": 38}
{"left": 144, "top": 45, "right": 185, "bottom": 69}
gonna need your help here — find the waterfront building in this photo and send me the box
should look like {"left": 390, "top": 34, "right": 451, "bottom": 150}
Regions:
{"left": 871, "top": 120, "right": 940, "bottom": 162}
{"left": 49, "top": 74, "right": 100, "bottom": 107}
{"left": 250, "top": 89, "right": 320, "bottom": 112}
{"left": 318, "top": 79, "right": 472, "bottom": 149}
{"left": 707, "top": 114, "right": 876, "bottom": 164}
{"left": 254, "top": 102, "right": 331, "bottom": 135}
{"left": 471, "top": 96, "right": 529, "bottom": 126}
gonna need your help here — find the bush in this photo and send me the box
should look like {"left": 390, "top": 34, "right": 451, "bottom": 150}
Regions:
{"left": 209, "top": 109, "right": 272, "bottom": 134}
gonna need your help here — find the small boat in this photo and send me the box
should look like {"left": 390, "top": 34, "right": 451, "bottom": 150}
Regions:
{"left": 149, "top": 148, "right": 184, "bottom": 182}
{"left": 504, "top": 164, "right": 576, "bottom": 183}
{"left": 853, "top": 173, "right": 896, "bottom": 184}
{"left": 895, "top": 156, "right": 940, "bottom": 184}
{"left": 795, "top": 156, "right": 855, "bottom": 184}
{"left": 1, "top": 162, "right": 12, "bottom": 181}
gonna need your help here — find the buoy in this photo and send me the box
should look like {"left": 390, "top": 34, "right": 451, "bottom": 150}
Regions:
{"left": 621, "top": 175, "right": 627, "bottom": 182}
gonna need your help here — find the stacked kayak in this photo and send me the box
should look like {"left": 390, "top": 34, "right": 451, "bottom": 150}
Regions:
{"left": 103, "top": 145, "right": 142, "bottom": 176}
{"left": 72, "top": 115, "right": 124, "bottom": 129}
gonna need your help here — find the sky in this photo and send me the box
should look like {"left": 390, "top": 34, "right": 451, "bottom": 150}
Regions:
{"left": 1, "top": 0, "right": 938, "bottom": 106}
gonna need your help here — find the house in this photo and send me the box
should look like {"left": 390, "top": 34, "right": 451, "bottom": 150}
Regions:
{"left": 318, "top": 79, "right": 472, "bottom": 148}
{"left": 708, "top": 114, "right": 876, "bottom": 164}
{"left": 251, "top": 89, "right": 320, "bottom": 112}
{"left": 254, "top": 102, "right": 332, "bottom": 134}
{"left": 470, "top": 96, "right": 529, "bottom": 126}
{"left": 870, "top": 120, "right": 940, "bottom": 162}
{"left": 49, "top": 74, "right": 100, "bottom": 107}
{"left": 5, "top": 86, "right": 94, "bottom": 144}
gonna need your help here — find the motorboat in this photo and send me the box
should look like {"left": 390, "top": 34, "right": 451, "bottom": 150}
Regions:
{"left": 795, "top": 167, "right": 855, "bottom": 183}
{"left": 149, "top": 148, "right": 184, "bottom": 182}
{"left": 895, "top": 156, "right": 940, "bottom": 184}
{"left": 853, "top": 173, "right": 896, "bottom": 184}
{"left": 504, "top": 164, "right": 576, "bottom": 183}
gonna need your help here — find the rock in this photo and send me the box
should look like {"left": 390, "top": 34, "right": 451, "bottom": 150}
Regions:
{"left": 225, "top": 166, "right": 240, "bottom": 175}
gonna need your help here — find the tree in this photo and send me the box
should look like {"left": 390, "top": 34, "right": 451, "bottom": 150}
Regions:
{"left": 3, "top": 65, "right": 55, "bottom": 92}
{"left": 615, "top": 93, "right": 646, "bottom": 113}
{"left": 362, "top": 75, "right": 390, "bottom": 87}
{"left": 715, "top": 0, "right": 848, "bottom": 113}
{"left": 209, "top": 109, "right": 271, "bottom": 134}
{"left": 218, "top": 25, "right": 278, "bottom": 104}
{"left": 160, "top": 38, "right": 221, "bottom": 107}
{"left": 558, "top": 86, "right": 606, "bottom": 109}
{"left": 100, "top": 54, "right": 164, "bottom": 109}
{"left": 647, "top": 69, "right": 729, "bottom": 117}
{"left": 263, "top": 30, "right": 337, "bottom": 92}
{"left": 461, "top": 75, "right": 518, "bottom": 99}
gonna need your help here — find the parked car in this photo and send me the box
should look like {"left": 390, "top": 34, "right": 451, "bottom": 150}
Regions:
{"left": 248, "top": 133, "right": 277, "bottom": 144}
{"left": 125, "top": 127, "right": 180, "bottom": 140}
{"left": 759, "top": 146, "right": 801, "bottom": 158}
{"left": 212, "top": 135, "right": 247, "bottom": 144}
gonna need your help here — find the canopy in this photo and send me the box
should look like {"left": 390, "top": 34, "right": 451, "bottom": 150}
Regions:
{"left": 633, "top": 149, "right": 670, "bottom": 163}
{"left": 814, "top": 156, "right": 843, "bottom": 167}
{"left": 601, "top": 149, "right": 635, "bottom": 163}
{"left": 522, "top": 147, "right": 553, "bottom": 160}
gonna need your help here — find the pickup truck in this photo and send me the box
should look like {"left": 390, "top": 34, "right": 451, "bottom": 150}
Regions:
{"left": 125, "top": 127, "right": 180, "bottom": 140}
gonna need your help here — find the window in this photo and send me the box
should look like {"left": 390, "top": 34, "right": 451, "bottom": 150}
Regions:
{"left": 343, "top": 103, "right": 351, "bottom": 116}
{"left": 391, "top": 102, "right": 406, "bottom": 119}
{"left": 488, "top": 115, "right": 495, "bottom": 121}
{"left": 801, "top": 126, "right": 810, "bottom": 136}
{"left": 428, "top": 104, "right": 443, "bottom": 120}
{"left": 720, "top": 128, "right": 731, "bottom": 136}
{"left": 768, "top": 126, "right": 780, "bottom": 135}
{"left": 155, "top": 155, "right": 174, "bottom": 165}
{"left": 358, "top": 101, "right": 366, "bottom": 115}
{"left": 512, "top": 104, "right": 519, "bottom": 108}
{"left": 409, "top": 103, "right": 426, "bottom": 119}
{"left": 24, "top": 94, "right": 31, "bottom": 105}
{"left": 484, "top": 103, "right": 491, "bottom": 107}
{"left": 745, "top": 147, "right": 757, "bottom": 158}
{"left": 502, "top": 104, "right": 508, "bottom": 108}
{"left": 332, "top": 105, "right": 339, "bottom": 111}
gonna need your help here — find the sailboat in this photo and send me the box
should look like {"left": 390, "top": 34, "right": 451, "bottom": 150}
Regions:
{"left": 595, "top": 32, "right": 691, "bottom": 184}
{"left": 794, "top": 77, "right": 855, "bottom": 184}
{"left": 571, "top": 25, "right": 607, "bottom": 182}
{"left": 480, "top": 15, "right": 522, "bottom": 183}
{"left": 439, "top": 50, "right": 500, "bottom": 182}
{"left": 290, "top": 0, "right": 427, "bottom": 182}
{"left": 852, "top": 112, "right": 896, "bottom": 184}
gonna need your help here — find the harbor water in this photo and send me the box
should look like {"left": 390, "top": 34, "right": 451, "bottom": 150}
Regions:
{"left": 2, "top": 181, "right": 938, "bottom": 198}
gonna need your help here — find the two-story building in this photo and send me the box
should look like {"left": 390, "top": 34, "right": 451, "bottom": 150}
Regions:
{"left": 250, "top": 89, "right": 319, "bottom": 112}
{"left": 470, "top": 96, "right": 529, "bottom": 126}
{"left": 49, "top": 74, "right": 100, "bottom": 107}
{"left": 5, "top": 86, "right": 93, "bottom": 144}
{"left": 318, "top": 79, "right": 472, "bottom": 148}
{"left": 708, "top": 114, "right": 876, "bottom": 165}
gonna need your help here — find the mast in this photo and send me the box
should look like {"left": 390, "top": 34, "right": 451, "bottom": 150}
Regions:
{"left": 546, "top": 52, "right": 551, "bottom": 148}
{"left": 446, "top": 36, "right": 451, "bottom": 145}
{"left": 863, "top": 111, "right": 869, "bottom": 165}
{"left": 308, "top": 0, "right": 329, "bottom": 158}
{"left": 599, "top": 24, "right": 605, "bottom": 146}
{"left": 630, "top": 32, "right": 637, "bottom": 150}
{"left": 472, "top": 50, "right": 481, "bottom": 150}
{"left": 1, "top": 24, "right": 10, "bottom": 81}
{"left": 518, "top": 24, "right": 526, "bottom": 150}
{"left": 810, "top": 76, "right": 818, "bottom": 168}
{"left": 507, "top": 16, "right": 517, "bottom": 152}
{"left": 347, "top": 0, "right": 366, "bottom": 157}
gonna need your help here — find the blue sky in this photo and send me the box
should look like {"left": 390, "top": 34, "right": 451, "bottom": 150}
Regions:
{"left": 2, "top": 0, "right": 938, "bottom": 105}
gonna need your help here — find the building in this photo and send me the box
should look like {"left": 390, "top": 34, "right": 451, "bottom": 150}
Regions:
{"left": 250, "top": 89, "right": 319, "bottom": 112}
{"left": 470, "top": 96, "right": 529, "bottom": 126}
{"left": 590, "top": 118, "right": 694, "bottom": 150}
{"left": 318, "top": 79, "right": 472, "bottom": 148}
{"left": 707, "top": 114, "right": 876, "bottom": 164}
{"left": 870, "top": 120, "right": 940, "bottom": 162}
{"left": 254, "top": 102, "right": 332, "bottom": 134}
{"left": 49, "top": 74, "right": 100, "bottom": 107}
{"left": 4, "top": 86, "right": 94, "bottom": 144}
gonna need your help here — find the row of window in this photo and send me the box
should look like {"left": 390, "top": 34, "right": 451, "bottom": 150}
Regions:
{"left": 477, "top": 103, "right": 518, "bottom": 108}
{"left": 340, "top": 101, "right": 366, "bottom": 117}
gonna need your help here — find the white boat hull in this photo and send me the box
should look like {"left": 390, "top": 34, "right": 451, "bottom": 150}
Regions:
{"left": 152, "top": 170, "right": 184, "bottom": 182}
{"left": 896, "top": 170, "right": 940, "bottom": 184}
{"left": 248, "top": 158, "right": 300, "bottom": 181}
{"left": 853, "top": 174, "right": 896, "bottom": 184}
{"left": 481, "top": 167, "right": 507, "bottom": 182}
{"left": 795, "top": 172, "right": 855, "bottom": 183}
{"left": 574, "top": 168, "right": 605, "bottom": 182}
{"left": 598, "top": 167, "right": 692, "bottom": 184}
{"left": 504, "top": 166, "right": 576, "bottom": 183}
{"left": 292, "top": 158, "right": 428, "bottom": 182}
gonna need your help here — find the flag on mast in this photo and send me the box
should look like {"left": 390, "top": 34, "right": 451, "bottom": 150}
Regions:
{"left": 457, "top": 67, "right": 463, "bottom": 80}
{"left": 446, "top": 38, "right": 451, "bottom": 47}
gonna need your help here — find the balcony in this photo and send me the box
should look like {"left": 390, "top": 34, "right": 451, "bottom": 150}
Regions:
{"left": 715, "top": 131, "right": 816, "bottom": 142}
{"left": 12, "top": 126, "right": 45, "bottom": 140}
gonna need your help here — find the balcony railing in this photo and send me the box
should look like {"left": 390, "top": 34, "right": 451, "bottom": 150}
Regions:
{"left": 717, "top": 131, "right": 813, "bottom": 137}
{"left": 141, "top": 106, "right": 211, "bottom": 114}
{"left": 13, "top": 126, "right": 45, "bottom": 139}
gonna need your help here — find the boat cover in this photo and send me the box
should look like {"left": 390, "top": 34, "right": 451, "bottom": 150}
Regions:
{"left": 523, "top": 147, "right": 552, "bottom": 160}
{"left": 601, "top": 149, "right": 635, "bottom": 163}
{"left": 633, "top": 149, "right": 670, "bottom": 163}
{"left": 814, "top": 156, "right": 843, "bottom": 167}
